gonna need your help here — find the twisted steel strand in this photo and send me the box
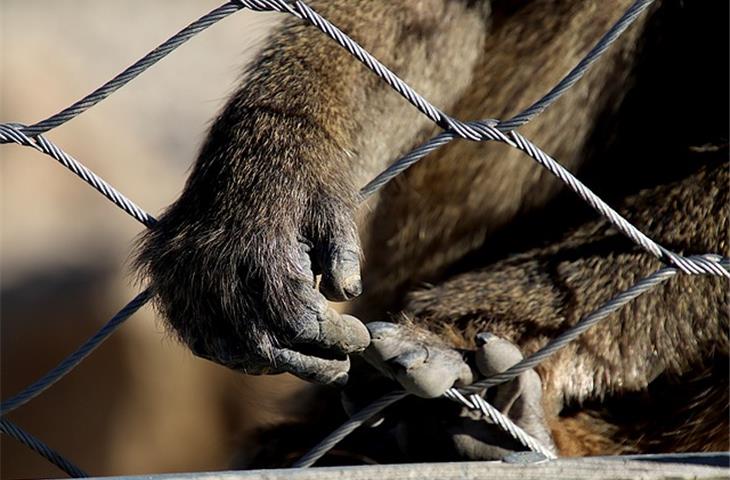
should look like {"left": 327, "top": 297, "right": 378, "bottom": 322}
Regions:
{"left": 0, "top": 290, "right": 153, "bottom": 416}
{"left": 463, "top": 256, "right": 729, "bottom": 393}
{"left": 297, "top": 256, "right": 728, "bottom": 465}
{"left": 0, "top": 124, "right": 156, "bottom": 227}
{"left": 291, "top": 390, "right": 408, "bottom": 468}
{"left": 468, "top": 394, "right": 556, "bottom": 459}
{"left": 349, "top": 0, "right": 723, "bottom": 277}
{"left": 21, "top": 2, "right": 246, "bottom": 137}
{"left": 2, "top": 0, "right": 726, "bottom": 472}
{"left": 2, "top": 0, "right": 662, "bottom": 426}
{"left": 359, "top": 0, "right": 656, "bottom": 195}
{"left": 445, "top": 389, "right": 556, "bottom": 459}
{"left": 0, "top": 419, "right": 88, "bottom": 478}
{"left": 499, "top": 0, "right": 655, "bottom": 130}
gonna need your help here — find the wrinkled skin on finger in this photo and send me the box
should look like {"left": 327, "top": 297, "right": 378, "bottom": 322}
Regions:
{"left": 360, "top": 322, "right": 556, "bottom": 459}
{"left": 135, "top": 153, "right": 372, "bottom": 385}
{"left": 364, "top": 322, "right": 474, "bottom": 398}
{"left": 187, "top": 240, "right": 370, "bottom": 385}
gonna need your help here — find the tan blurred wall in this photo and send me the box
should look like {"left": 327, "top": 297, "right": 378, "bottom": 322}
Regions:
{"left": 1, "top": 1, "right": 306, "bottom": 477}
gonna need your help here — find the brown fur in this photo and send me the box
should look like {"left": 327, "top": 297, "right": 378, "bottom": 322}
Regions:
{"left": 133, "top": 0, "right": 729, "bottom": 463}
{"left": 355, "top": 0, "right": 651, "bottom": 315}
{"left": 406, "top": 164, "right": 729, "bottom": 455}
{"left": 134, "top": 0, "right": 491, "bottom": 369}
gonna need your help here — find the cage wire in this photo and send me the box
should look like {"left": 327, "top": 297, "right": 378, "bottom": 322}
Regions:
{"left": 1, "top": 0, "right": 728, "bottom": 477}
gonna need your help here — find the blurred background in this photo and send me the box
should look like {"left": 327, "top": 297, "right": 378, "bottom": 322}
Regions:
{"left": 1, "top": 1, "right": 308, "bottom": 477}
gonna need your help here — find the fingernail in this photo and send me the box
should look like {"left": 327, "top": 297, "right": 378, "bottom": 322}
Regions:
{"left": 333, "top": 372, "right": 349, "bottom": 387}
{"left": 343, "top": 274, "right": 363, "bottom": 299}
{"left": 475, "top": 332, "right": 495, "bottom": 346}
{"left": 366, "top": 321, "right": 398, "bottom": 339}
{"left": 344, "top": 315, "right": 371, "bottom": 350}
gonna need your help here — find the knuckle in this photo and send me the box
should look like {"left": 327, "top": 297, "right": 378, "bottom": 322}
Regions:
{"left": 394, "top": 348, "right": 428, "bottom": 371}
{"left": 287, "top": 308, "right": 321, "bottom": 340}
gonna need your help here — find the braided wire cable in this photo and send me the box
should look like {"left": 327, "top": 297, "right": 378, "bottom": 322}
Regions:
{"left": 446, "top": 390, "right": 556, "bottom": 459}
{"left": 499, "top": 0, "right": 655, "bottom": 130}
{"left": 20, "top": 3, "right": 245, "bottom": 137}
{"left": 2, "top": 0, "right": 727, "bottom": 473}
{"left": 507, "top": 134, "right": 730, "bottom": 278}
{"left": 360, "top": 129, "right": 467, "bottom": 198}
{"left": 360, "top": 122, "right": 728, "bottom": 279}
{"left": 294, "top": 386, "right": 561, "bottom": 468}
{"left": 0, "top": 124, "right": 157, "bottom": 228}
{"left": 350, "top": 0, "right": 725, "bottom": 277}
{"left": 0, "top": 289, "right": 153, "bottom": 416}
{"left": 291, "top": 390, "right": 408, "bottom": 468}
{"left": 297, "top": 257, "right": 728, "bottom": 465}
{"left": 468, "top": 394, "right": 556, "bottom": 459}
{"left": 236, "top": 0, "right": 510, "bottom": 144}
{"left": 508, "top": 131, "right": 663, "bottom": 259}
{"left": 2, "top": 0, "right": 665, "bottom": 423}
{"left": 462, "top": 255, "right": 729, "bottom": 393}
{"left": 361, "top": 0, "right": 656, "bottom": 195}
{"left": 292, "top": 1, "right": 513, "bottom": 146}
{"left": 0, "top": 6, "right": 265, "bottom": 474}
{"left": 0, "top": 419, "right": 88, "bottom": 478}
{"left": 356, "top": 0, "right": 728, "bottom": 278}
{"left": 0, "top": 5, "right": 245, "bottom": 424}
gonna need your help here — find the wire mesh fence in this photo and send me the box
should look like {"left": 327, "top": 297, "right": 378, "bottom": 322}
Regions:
{"left": 1, "top": 0, "right": 728, "bottom": 477}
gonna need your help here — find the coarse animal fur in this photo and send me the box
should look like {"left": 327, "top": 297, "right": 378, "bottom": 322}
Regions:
{"left": 134, "top": 0, "right": 729, "bottom": 464}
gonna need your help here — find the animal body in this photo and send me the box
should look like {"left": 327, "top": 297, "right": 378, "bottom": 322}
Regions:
{"left": 134, "top": 0, "right": 729, "bottom": 464}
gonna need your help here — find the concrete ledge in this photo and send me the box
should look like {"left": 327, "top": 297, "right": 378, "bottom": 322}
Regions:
{"left": 90, "top": 453, "right": 729, "bottom": 480}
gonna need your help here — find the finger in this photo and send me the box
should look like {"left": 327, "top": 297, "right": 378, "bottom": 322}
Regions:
{"left": 393, "top": 347, "right": 473, "bottom": 398}
{"left": 293, "top": 240, "right": 316, "bottom": 283}
{"left": 319, "top": 310, "right": 370, "bottom": 353}
{"left": 294, "top": 308, "right": 370, "bottom": 355}
{"left": 474, "top": 332, "right": 524, "bottom": 375}
{"left": 475, "top": 333, "right": 524, "bottom": 413}
{"left": 272, "top": 347, "right": 351, "bottom": 386}
{"left": 366, "top": 321, "right": 413, "bottom": 359}
{"left": 365, "top": 322, "right": 473, "bottom": 398}
{"left": 364, "top": 321, "right": 424, "bottom": 370}
{"left": 317, "top": 229, "right": 362, "bottom": 302}
{"left": 474, "top": 333, "right": 555, "bottom": 452}
{"left": 367, "top": 321, "right": 402, "bottom": 342}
